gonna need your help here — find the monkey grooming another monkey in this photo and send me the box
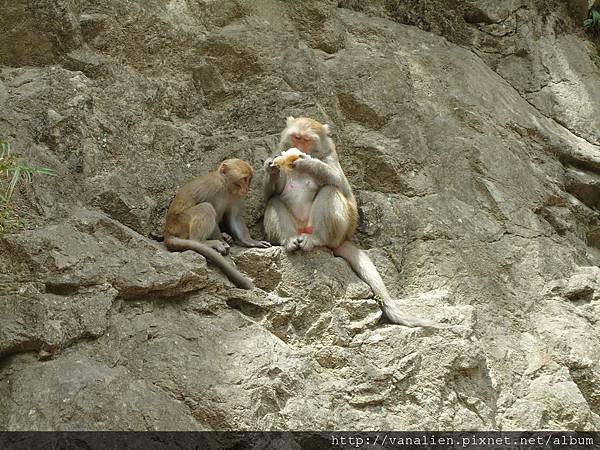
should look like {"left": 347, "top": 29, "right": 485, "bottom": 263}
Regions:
{"left": 264, "top": 117, "right": 434, "bottom": 327}
{"left": 165, "top": 159, "right": 271, "bottom": 289}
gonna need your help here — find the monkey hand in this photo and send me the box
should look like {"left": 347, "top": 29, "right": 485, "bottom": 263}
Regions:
{"left": 274, "top": 148, "right": 310, "bottom": 171}
{"left": 241, "top": 239, "right": 272, "bottom": 248}
{"left": 264, "top": 158, "right": 280, "bottom": 175}
{"left": 290, "top": 152, "right": 311, "bottom": 170}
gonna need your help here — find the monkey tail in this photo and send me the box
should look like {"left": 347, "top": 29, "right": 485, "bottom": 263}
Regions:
{"left": 332, "top": 241, "right": 436, "bottom": 328}
{"left": 164, "top": 236, "right": 254, "bottom": 290}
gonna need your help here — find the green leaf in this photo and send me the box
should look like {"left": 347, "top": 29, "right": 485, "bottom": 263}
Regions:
{"left": 0, "top": 141, "right": 9, "bottom": 155}
{"left": 8, "top": 166, "right": 22, "bottom": 197}
{"left": 33, "top": 167, "right": 57, "bottom": 176}
{"left": 0, "top": 139, "right": 56, "bottom": 233}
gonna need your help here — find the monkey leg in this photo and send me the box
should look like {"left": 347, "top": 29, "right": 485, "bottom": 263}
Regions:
{"left": 207, "top": 224, "right": 232, "bottom": 246}
{"left": 299, "top": 186, "right": 351, "bottom": 251}
{"left": 186, "top": 203, "right": 230, "bottom": 255}
{"left": 264, "top": 197, "right": 299, "bottom": 249}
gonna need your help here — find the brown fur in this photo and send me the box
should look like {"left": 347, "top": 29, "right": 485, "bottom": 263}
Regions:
{"left": 165, "top": 159, "right": 270, "bottom": 289}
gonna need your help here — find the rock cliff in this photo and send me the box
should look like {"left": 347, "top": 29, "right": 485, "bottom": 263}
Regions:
{"left": 1, "top": 0, "right": 599, "bottom": 430}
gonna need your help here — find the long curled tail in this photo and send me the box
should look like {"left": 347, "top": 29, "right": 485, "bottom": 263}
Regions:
{"left": 165, "top": 236, "right": 254, "bottom": 289}
{"left": 333, "top": 241, "right": 436, "bottom": 327}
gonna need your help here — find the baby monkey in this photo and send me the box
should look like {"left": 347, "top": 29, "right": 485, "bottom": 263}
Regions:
{"left": 164, "top": 159, "right": 270, "bottom": 289}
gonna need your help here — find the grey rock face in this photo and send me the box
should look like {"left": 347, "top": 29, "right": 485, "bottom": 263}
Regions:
{"left": 0, "top": 0, "right": 599, "bottom": 431}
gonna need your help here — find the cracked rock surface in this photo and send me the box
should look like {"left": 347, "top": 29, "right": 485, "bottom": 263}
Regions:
{"left": 1, "top": 0, "right": 599, "bottom": 430}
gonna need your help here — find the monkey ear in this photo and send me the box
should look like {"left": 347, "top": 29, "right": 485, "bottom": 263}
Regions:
{"left": 323, "top": 124, "right": 330, "bottom": 135}
{"left": 286, "top": 116, "right": 295, "bottom": 125}
{"left": 219, "top": 162, "right": 228, "bottom": 175}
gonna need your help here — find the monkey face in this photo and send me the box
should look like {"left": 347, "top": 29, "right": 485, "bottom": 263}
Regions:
{"left": 282, "top": 117, "right": 329, "bottom": 155}
{"left": 234, "top": 175, "right": 251, "bottom": 196}
{"left": 291, "top": 133, "right": 314, "bottom": 153}
{"left": 220, "top": 159, "right": 253, "bottom": 196}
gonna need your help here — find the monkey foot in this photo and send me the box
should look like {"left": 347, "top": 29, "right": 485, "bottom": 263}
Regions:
{"left": 285, "top": 236, "right": 306, "bottom": 252}
{"left": 285, "top": 235, "right": 318, "bottom": 252}
{"left": 250, "top": 240, "right": 272, "bottom": 248}
{"left": 298, "top": 235, "right": 317, "bottom": 251}
{"left": 221, "top": 232, "right": 234, "bottom": 245}
{"left": 207, "top": 240, "right": 230, "bottom": 255}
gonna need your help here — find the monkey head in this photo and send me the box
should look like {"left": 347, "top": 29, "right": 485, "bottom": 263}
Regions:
{"left": 219, "top": 159, "right": 253, "bottom": 196}
{"left": 279, "top": 116, "right": 332, "bottom": 157}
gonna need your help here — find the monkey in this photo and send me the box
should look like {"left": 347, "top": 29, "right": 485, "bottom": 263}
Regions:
{"left": 263, "top": 117, "right": 435, "bottom": 327}
{"left": 164, "top": 159, "right": 271, "bottom": 289}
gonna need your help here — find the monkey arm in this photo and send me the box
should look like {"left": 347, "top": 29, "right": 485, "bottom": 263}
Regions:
{"left": 227, "top": 201, "right": 271, "bottom": 248}
{"left": 263, "top": 158, "right": 287, "bottom": 200}
{"left": 293, "top": 156, "right": 352, "bottom": 197}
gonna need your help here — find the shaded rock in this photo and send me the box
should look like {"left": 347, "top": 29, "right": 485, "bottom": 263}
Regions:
{"left": 288, "top": 0, "right": 347, "bottom": 54}
{"left": 78, "top": 13, "right": 110, "bottom": 42}
{"left": 0, "top": 353, "right": 205, "bottom": 431}
{"left": 0, "top": 0, "right": 82, "bottom": 66}
{"left": 0, "top": 209, "right": 216, "bottom": 300}
{"left": 545, "top": 266, "right": 600, "bottom": 304}
{"left": 0, "top": 285, "right": 115, "bottom": 358}
{"left": 0, "top": 208, "right": 225, "bottom": 360}
{"left": 565, "top": 166, "right": 600, "bottom": 211}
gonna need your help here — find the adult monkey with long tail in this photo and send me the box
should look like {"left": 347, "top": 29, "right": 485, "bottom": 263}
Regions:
{"left": 264, "top": 117, "right": 434, "bottom": 327}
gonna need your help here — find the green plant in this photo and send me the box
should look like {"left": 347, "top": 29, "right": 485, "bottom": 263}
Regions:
{"left": 0, "top": 140, "right": 56, "bottom": 233}
{"left": 584, "top": 9, "right": 600, "bottom": 35}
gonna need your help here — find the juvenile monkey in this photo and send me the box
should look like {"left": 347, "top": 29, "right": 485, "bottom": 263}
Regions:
{"left": 264, "top": 117, "right": 434, "bottom": 327}
{"left": 165, "top": 159, "right": 271, "bottom": 289}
